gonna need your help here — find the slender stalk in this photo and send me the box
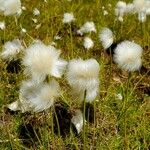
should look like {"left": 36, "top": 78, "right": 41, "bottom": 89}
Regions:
{"left": 14, "top": 16, "right": 18, "bottom": 26}
{"left": 83, "top": 90, "right": 87, "bottom": 150}
{"left": 53, "top": 106, "right": 61, "bottom": 137}
{"left": 50, "top": 108, "right": 55, "bottom": 149}
{"left": 93, "top": 100, "right": 96, "bottom": 147}
{"left": 69, "top": 24, "right": 73, "bottom": 58}
{"left": 123, "top": 72, "right": 131, "bottom": 150}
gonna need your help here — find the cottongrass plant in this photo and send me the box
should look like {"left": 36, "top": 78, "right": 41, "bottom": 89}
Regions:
{"left": 113, "top": 40, "right": 143, "bottom": 149}
{"left": 8, "top": 79, "right": 60, "bottom": 112}
{"left": 23, "top": 41, "right": 67, "bottom": 83}
{"left": 66, "top": 58, "right": 99, "bottom": 149}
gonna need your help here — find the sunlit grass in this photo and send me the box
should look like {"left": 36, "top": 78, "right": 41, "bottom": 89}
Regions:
{"left": 0, "top": 0, "right": 150, "bottom": 149}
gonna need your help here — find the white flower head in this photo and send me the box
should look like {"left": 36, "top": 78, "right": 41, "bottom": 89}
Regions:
{"left": 113, "top": 40, "right": 143, "bottom": 71}
{"left": 21, "top": 6, "right": 26, "bottom": 11}
{"left": 32, "top": 18, "right": 38, "bottom": 23}
{"left": 1, "top": 39, "right": 23, "bottom": 60}
{"left": 8, "top": 79, "right": 60, "bottom": 112}
{"left": 23, "top": 41, "right": 67, "bottom": 83}
{"left": 33, "top": 8, "right": 40, "bottom": 16}
{"left": 77, "top": 21, "right": 96, "bottom": 35}
{"left": 54, "top": 35, "right": 62, "bottom": 40}
{"left": 125, "top": 3, "right": 135, "bottom": 14}
{"left": 0, "top": 0, "right": 22, "bottom": 16}
{"left": 20, "top": 28, "right": 27, "bottom": 34}
{"left": 108, "top": 4, "right": 112, "bottom": 7}
{"left": 133, "top": 0, "right": 146, "bottom": 12}
{"left": 116, "top": 93, "right": 123, "bottom": 100}
{"left": 71, "top": 110, "right": 83, "bottom": 134}
{"left": 66, "top": 59, "right": 100, "bottom": 103}
{"left": 103, "top": 10, "right": 108, "bottom": 15}
{"left": 83, "top": 37, "right": 94, "bottom": 50}
{"left": 0, "top": 21, "right": 5, "bottom": 30}
{"left": 99, "top": 27, "right": 113, "bottom": 49}
{"left": 145, "top": 0, "right": 150, "bottom": 15}
{"left": 62, "top": 12, "right": 75, "bottom": 24}
{"left": 35, "top": 24, "right": 41, "bottom": 29}
{"left": 115, "top": 1, "right": 126, "bottom": 21}
{"left": 102, "top": 6, "right": 105, "bottom": 10}
{"left": 146, "top": 7, "right": 150, "bottom": 15}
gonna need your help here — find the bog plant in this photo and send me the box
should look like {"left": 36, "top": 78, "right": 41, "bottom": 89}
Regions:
{"left": 0, "top": 0, "right": 150, "bottom": 149}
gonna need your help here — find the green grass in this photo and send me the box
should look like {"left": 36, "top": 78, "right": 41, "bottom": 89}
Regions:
{"left": 0, "top": 0, "right": 150, "bottom": 149}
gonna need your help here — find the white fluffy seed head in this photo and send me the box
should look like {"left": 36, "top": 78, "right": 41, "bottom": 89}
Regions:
{"left": 62, "top": 12, "right": 75, "bottom": 24}
{"left": 66, "top": 59, "right": 100, "bottom": 102}
{"left": 8, "top": 79, "right": 60, "bottom": 112}
{"left": 113, "top": 40, "right": 143, "bottom": 71}
{"left": 23, "top": 41, "right": 67, "bottom": 83}
{"left": 103, "top": 10, "right": 108, "bottom": 15}
{"left": 0, "top": 21, "right": 5, "bottom": 30}
{"left": 125, "top": 3, "right": 135, "bottom": 14}
{"left": 1, "top": 39, "right": 23, "bottom": 60}
{"left": 33, "top": 8, "right": 40, "bottom": 16}
{"left": 115, "top": 1, "right": 126, "bottom": 21}
{"left": 133, "top": 0, "right": 146, "bottom": 12}
{"left": 83, "top": 37, "right": 94, "bottom": 50}
{"left": 99, "top": 27, "right": 113, "bottom": 49}
{"left": 71, "top": 110, "right": 83, "bottom": 134}
{"left": 27, "top": 80, "right": 60, "bottom": 112}
{"left": 0, "top": 0, "right": 22, "bottom": 16}
{"left": 77, "top": 21, "right": 96, "bottom": 35}
{"left": 145, "top": 1, "right": 150, "bottom": 15}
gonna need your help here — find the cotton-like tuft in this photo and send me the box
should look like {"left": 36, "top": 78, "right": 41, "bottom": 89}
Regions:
{"left": 62, "top": 12, "right": 75, "bottom": 24}
{"left": 33, "top": 8, "right": 40, "bottom": 16}
{"left": 0, "top": 21, "right": 5, "bottom": 30}
{"left": 83, "top": 37, "right": 94, "bottom": 50}
{"left": 66, "top": 59, "right": 100, "bottom": 102}
{"left": 23, "top": 41, "right": 67, "bottom": 83}
{"left": 133, "top": 0, "right": 146, "bottom": 12}
{"left": 1, "top": 39, "right": 23, "bottom": 60}
{"left": 8, "top": 79, "right": 60, "bottom": 112}
{"left": 0, "top": 0, "right": 22, "bottom": 16}
{"left": 77, "top": 21, "right": 96, "bottom": 35}
{"left": 113, "top": 40, "right": 143, "bottom": 71}
{"left": 115, "top": 1, "right": 126, "bottom": 21}
{"left": 125, "top": 3, "right": 135, "bottom": 13}
{"left": 103, "top": 10, "right": 108, "bottom": 15}
{"left": 99, "top": 27, "right": 113, "bottom": 49}
{"left": 71, "top": 110, "right": 83, "bottom": 134}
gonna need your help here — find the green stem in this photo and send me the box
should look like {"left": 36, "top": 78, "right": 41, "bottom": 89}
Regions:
{"left": 69, "top": 24, "right": 73, "bottom": 58}
{"left": 123, "top": 72, "right": 131, "bottom": 150}
{"left": 83, "top": 90, "right": 87, "bottom": 150}
{"left": 53, "top": 106, "right": 61, "bottom": 138}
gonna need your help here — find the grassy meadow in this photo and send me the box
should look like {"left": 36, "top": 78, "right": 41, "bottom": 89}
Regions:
{"left": 0, "top": 0, "right": 150, "bottom": 149}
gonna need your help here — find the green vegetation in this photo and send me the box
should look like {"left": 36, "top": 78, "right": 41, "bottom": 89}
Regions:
{"left": 0, "top": 0, "right": 150, "bottom": 149}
